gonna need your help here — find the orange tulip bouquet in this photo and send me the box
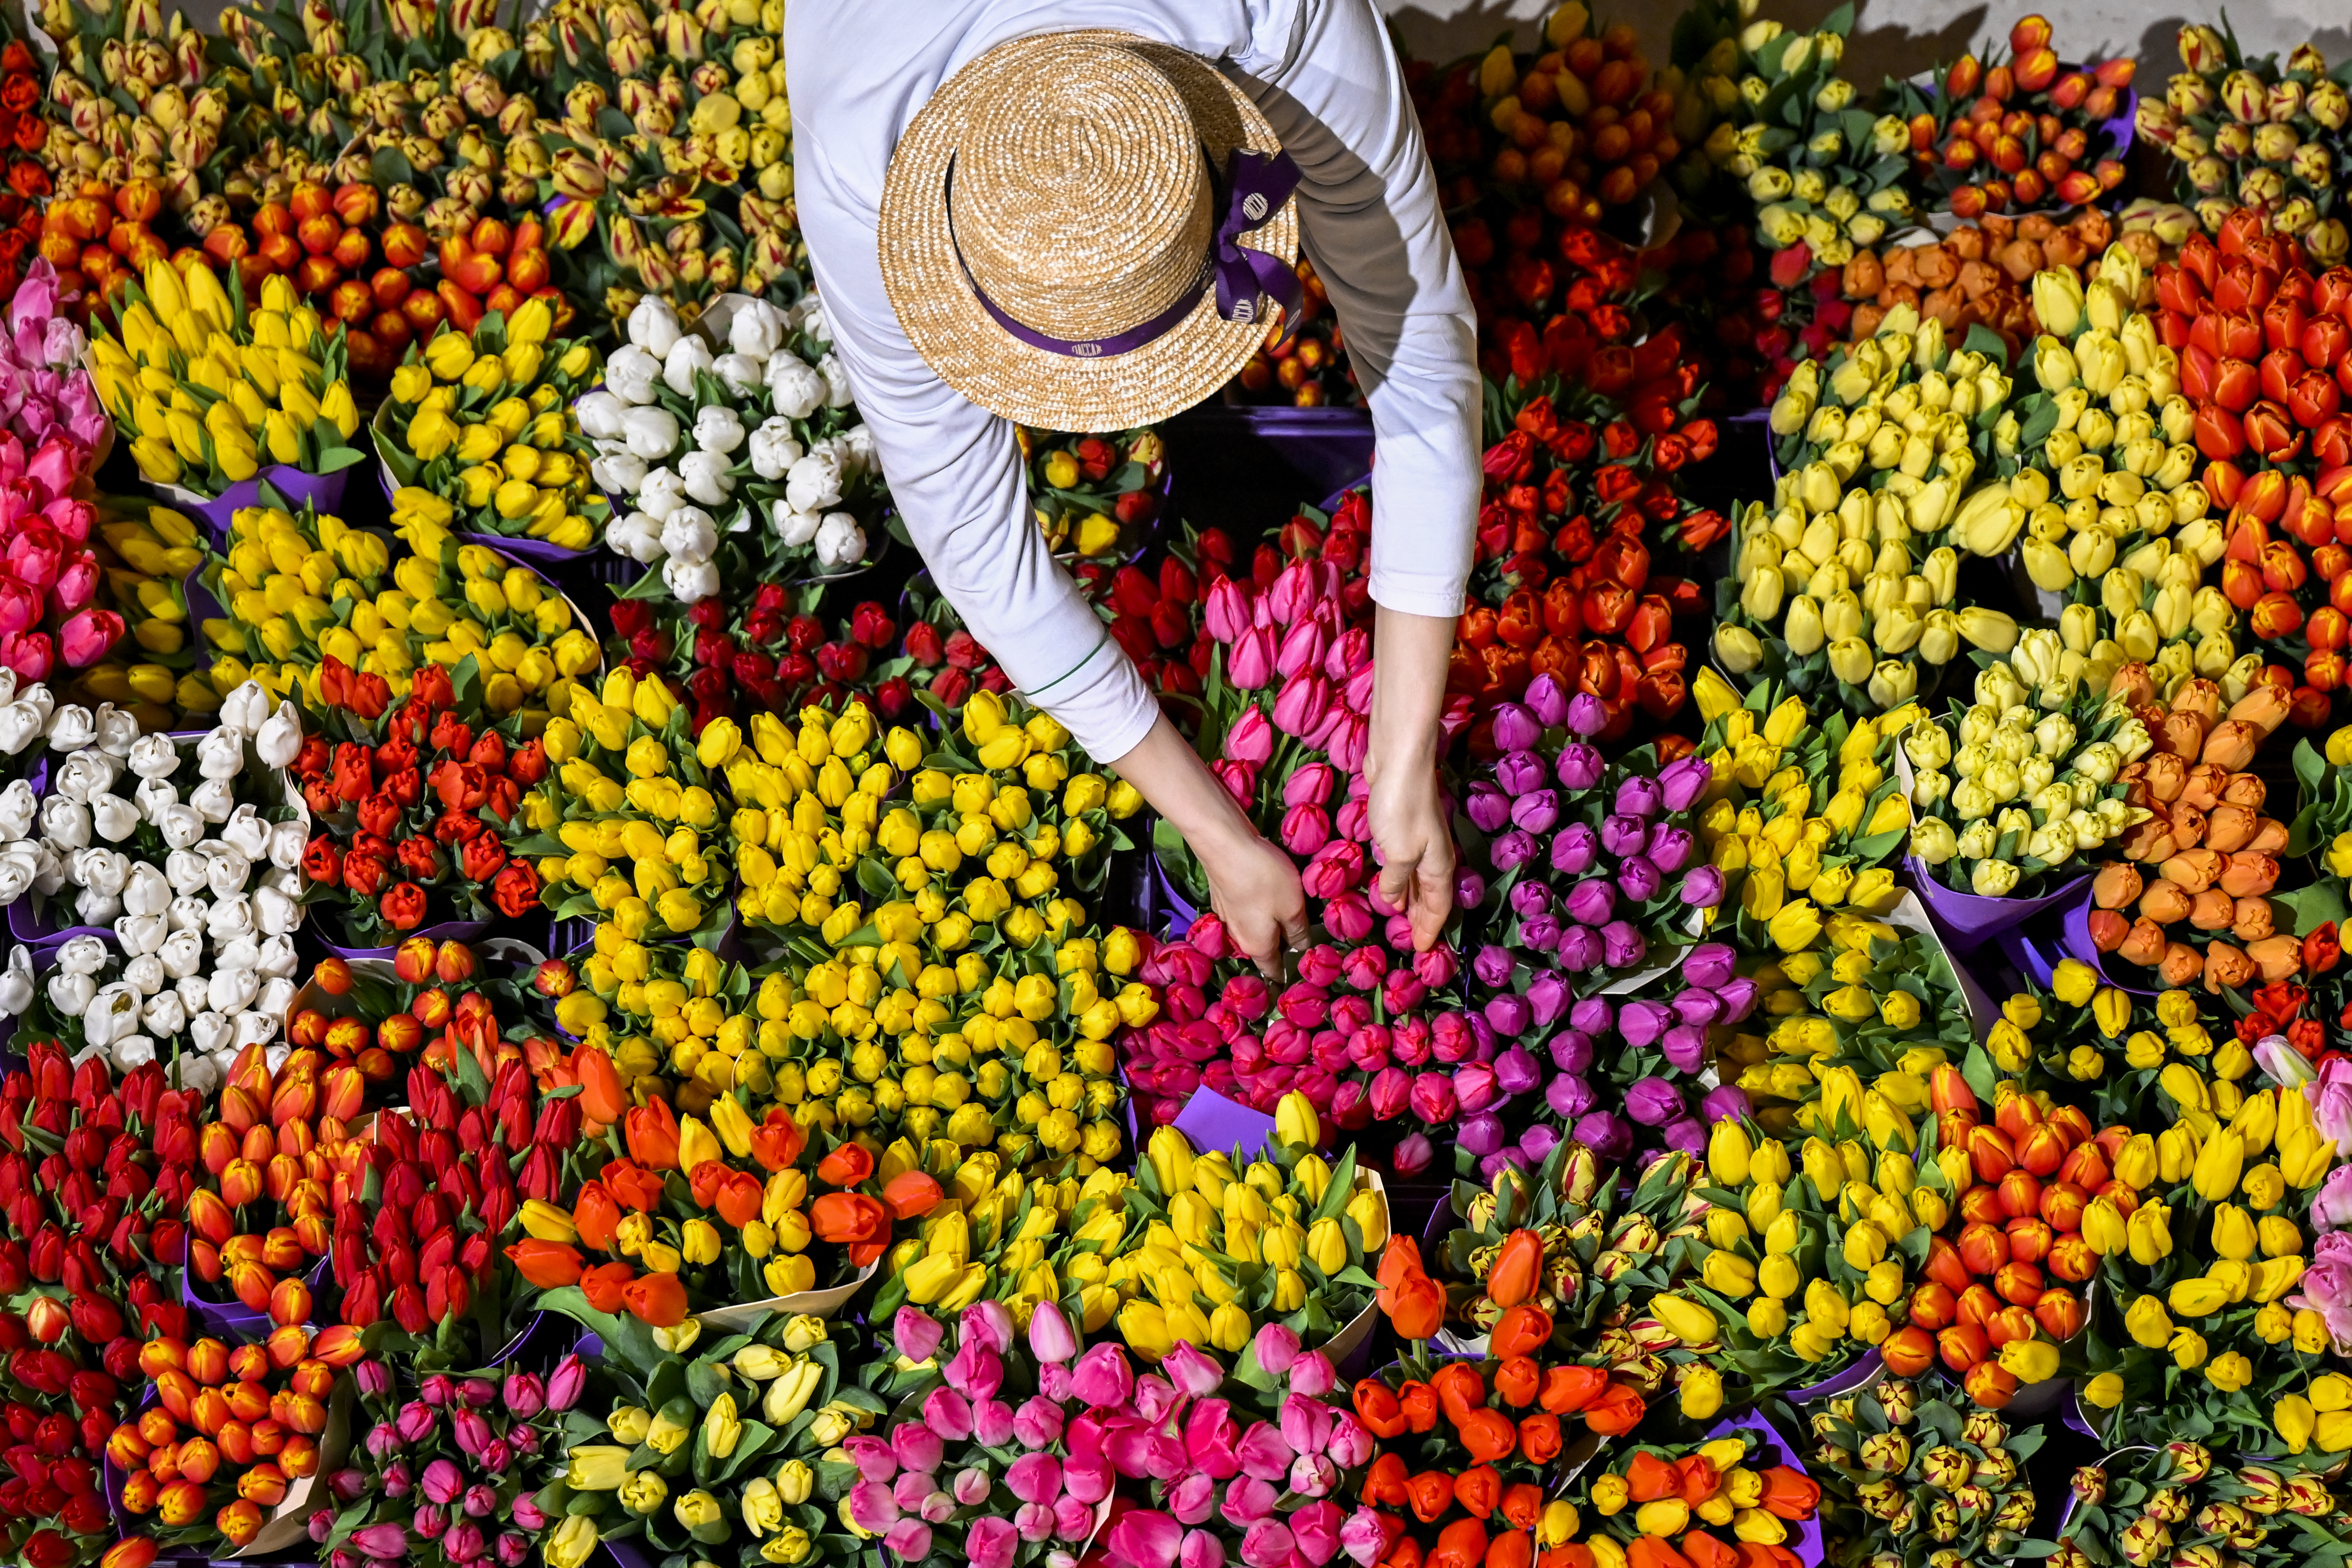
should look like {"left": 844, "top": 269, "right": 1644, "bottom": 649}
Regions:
{"left": 507, "top": 1049, "right": 935, "bottom": 1330}
{"left": 1553, "top": 1423, "right": 1824, "bottom": 1568}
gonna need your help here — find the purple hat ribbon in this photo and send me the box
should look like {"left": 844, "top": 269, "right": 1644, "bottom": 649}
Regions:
{"left": 949, "top": 146, "right": 1302, "bottom": 359}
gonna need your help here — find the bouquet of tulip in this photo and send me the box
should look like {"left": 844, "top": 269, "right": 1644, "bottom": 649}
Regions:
{"left": 1894, "top": 17, "right": 2134, "bottom": 218}
{"left": 375, "top": 299, "right": 605, "bottom": 557}
{"left": 80, "top": 495, "right": 222, "bottom": 728}
{"left": 1688, "top": 674, "right": 1916, "bottom": 917}
{"left": 2082, "top": 673, "right": 2307, "bottom": 985}
{"left": 1428, "top": 1140, "right": 1717, "bottom": 1396}
{"left": 2137, "top": 25, "right": 2352, "bottom": 254}
{"left": 591, "top": 292, "right": 876, "bottom": 591}
{"left": 0, "top": 429, "right": 132, "bottom": 684}
{"left": 1719, "top": 914, "right": 1973, "bottom": 1130}
{"left": 1688, "top": 1111, "right": 1948, "bottom": 1397}
{"left": 2012, "top": 967, "right": 2266, "bottom": 1126}
{"left": 0, "top": 261, "right": 110, "bottom": 463}
{"left": 1567, "top": 1424, "right": 1825, "bottom": 1568}
{"left": 516, "top": 668, "right": 730, "bottom": 943}
{"left": 1903, "top": 686, "right": 2153, "bottom": 897}
{"left": 317, "top": 1356, "right": 573, "bottom": 1568}
{"left": 197, "top": 498, "right": 392, "bottom": 686}
{"left": 2076, "top": 1081, "right": 2339, "bottom": 1452}
{"left": 289, "top": 937, "right": 560, "bottom": 1091}
{"left": 85, "top": 261, "right": 370, "bottom": 498}
{"left": 1090, "top": 554, "right": 1209, "bottom": 709}
{"left": 1808, "top": 1374, "right": 2040, "bottom": 1568}
{"left": 1104, "top": 1101, "right": 1388, "bottom": 1359}
{"left": 31, "top": 175, "right": 156, "bottom": 331}
{"left": 2046, "top": 1442, "right": 2349, "bottom": 1568}
{"left": 291, "top": 656, "right": 548, "bottom": 943}
{"left": 1724, "top": 315, "right": 2021, "bottom": 712}
{"left": 1831, "top": 209, "right": 2140, "bottom": 349}
{"left": 107, "top": 1318, "right": 364, "bottom": 1552}
{"left": 535, "top": 1304, "right": 873, "bottom": 1568}
{"left": 552, "top": 937, "right": 769, "bottom": 1103}
{"left": 863, "top": 1152, "right": 1133, "bottom": 1332}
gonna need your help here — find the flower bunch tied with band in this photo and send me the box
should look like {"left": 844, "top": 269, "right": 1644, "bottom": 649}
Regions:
{"left": 1807, "top": 1373, "right": 2040, "bottom": 1568}
{"left": 290, "top": 656, "right": 548, "bottom": 943}
{"left": 377, "top": 296, "right": 608, "bottom": 557}
{"left": 1562, "top": 1423, "right": 1824, "bottom": 1568}
{"left": 591, "top": 291, "right": 880, "bottom": 591}
{"left": 1100, "top": 1095, "right": 1388, "bottom": 1359}
{"left": 535, "top": 1305, "right": 877, "bottom": 1568}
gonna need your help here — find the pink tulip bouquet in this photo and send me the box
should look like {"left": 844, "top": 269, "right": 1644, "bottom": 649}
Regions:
{"left": 0, "top": 260, "right": 108, "bottom": 462}
{"left": 0, "top": 429, "right": 122, "bottom": 680}
{"left": 1101, "top": 1322, "right": 1388, "bottom": 1568}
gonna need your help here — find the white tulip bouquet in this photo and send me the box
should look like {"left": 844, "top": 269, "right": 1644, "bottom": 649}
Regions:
{"left": 582, "top": 291, "right": 885, "bottom": 601}
{"left": 0, "top": 679, "right": 309, "bottom": 1084}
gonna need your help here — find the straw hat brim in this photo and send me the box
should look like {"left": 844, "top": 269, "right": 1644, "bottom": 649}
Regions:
{"left": 879, "top": 29, "right": 1298, "bottom": 433}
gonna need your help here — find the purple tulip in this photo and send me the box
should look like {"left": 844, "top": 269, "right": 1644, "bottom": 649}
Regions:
{"left": 1494, "top": 1042, "right": 1541, "bottom": 1094}
{"left": 1491, "top": 702, "right": 1540, "bottom": 752}
{"left": 1521, "top": 1123, "right": 1564, "bottom": 1164}
{"left": 1549, "top": 1029, "right": 1594, "bottom": 1075}
{"left": 1473, "top": 944, "right": 1515, "bottom": 988}
{"left": 1567, "top": 692, "right": 1608, "bottom": 735}
{"left": 1521, "top": 912, "right": 1562, "bottom": 952}
{"left": 1464, "top": 780, "right": 1510, "bottom": 833}
{"left": 1482, "top": 993, "right": 1531, "bottom": 1038}
{"left": 1525, "top": 971, "right": 1571, "bottom": 1029}
{"left": 1717, "top": 975, "right": 1760, "bottom": 1023}
{"left": 1525, "top": 673, "right": 1569, "bottom": 727}
{"left": 1647, "top": 824, "right": 1697, "bottom": 874}
{"left": 1564, "top": 879, "right": 1615, "bottom": 928}
{"left": 1618, "top": 1000, "right": 1671, "bottom": 1047}
{"left": 1394, "top": 1133, "right": 1435, "bottom": 1175}
{"left": 1508, "top": 879, "right": 1551, "bottom": 918}
{"left": 545, "top": 1355, "right": 585, "bottom": 1412}
{"left": 1510, "top": 788, "right": 1559, "bottom": 835}
{"left": 366, "top": 1421, "right": 400, "bottom": 1461}
{"left": 1680, "top": 865, "right": 1727, "bottom": 908}
{"left": 1479, "top": 1149, "right": 1532, "bottom": 1183}
{"left": 309, "top": 1510, "right": 337, "bottom": 1546}
{"left": 1557, "top": 924, "right": 1603, "bottom": 971}
{"left": 1625, "top": 1077, "right": 1685, "bottom": 1127}
{"left": 1556, "top": 742, "right": 1603, "bottom": 790}
{"left": 1600, "top": 812, "right": 1648, "bottom": 858}
{"left": 1496, "top": 750, "right": 1547, "bottom": 800}
{"left": 1551, "top": 821, "right": 1599, "bottom": 875}
{"left": 1460, "top": 1112, "right": 1506, "bottom": 1157}
{"left": 1615, "top": 775, "right": 1663, "bottom": 821}
{"left": 1546, "top": 1073, "right": 1596, "bottom": 1121}
{"left": 1489, "top": 828, "right": 1537, "bottom": 870}
{"left": 1602, "top": 920, "right": 1647, "bottom": 969}
{"left": 1683, "top": 942, "right": 1736, "bottom": 989}
{"left": 1673, "top": 990, "right": 1725, "bottom": 1029}
{"left": 1572, "top": 1110, "right": 1633, "bottom": 1162}
{"left": 1702, "top": 1084, "right": 1754, "bottom": 1124}
{"left": 380, "top": 1461, "right": 413, "bottom": 1500}
{"left": 395, "top": 1402, "right": 437, "bottom": 1444}
{"left": 330, "top": 1468, "right": 368, "bottom": 1503}
{"left": 1658, "top": 754, "right": 1713, "bottom": 813}
{"left": 1570, "top": 995, "right": 1613, "bottom": 1035}
{"left": 1662, "top": 1024, "right": 1708, "bottom": 1074}
{"left": 1617, "top": 855, "right": 1662, "bottom": 903}
{"left": 1454, "top": 868, "right": 1487, "bottom": 910}
{"left": 1661, "top": 1117, "right": 1710, "bottom": 1158}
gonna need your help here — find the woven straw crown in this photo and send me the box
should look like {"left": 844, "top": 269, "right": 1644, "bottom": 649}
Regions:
{"left": 879, "top": 30, "right": 1299, "bottom": 432}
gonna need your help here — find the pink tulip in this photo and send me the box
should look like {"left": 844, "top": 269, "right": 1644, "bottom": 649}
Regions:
{"left": 1229, "top": 625, "right": 1277, "bottom": 689}
{"left": 1338, "top": 1508, "right": 1388, "bottom": 1567}
{"left": 1283, "top": 762, "right": 1337, "bottom": 808}
{"left": 1323, "top": 1412, "right": 1372, "bottom": 1469}
{"left": 1289, "top": 1352, "right": 1336, "bottom": 1398}
{"left": 1324, "top": 625, "right": 1371, "bottom": 680}
{"left": 891, "top": 1470, "right": 934, "bottom": 1513}
{"left": 1271, "top": 670, "right": 1331, "bottom": 737}
{"left": 943, "top": 1339, "right": 1003, "bottom": 1402}
{"left": 1323, "top": 891, "right": 1373, "bottom": 941}
{"left": 1163, "top": 1340, "right": 1224, "bottom": 1399}
{"left": 1213, "top": 758, "right": 1259, "bottom": 808}
{"left": 848, "top": 1479, "right": 901, "bottom": 1531}
{"left": 1136, "top": 1373, "right": 1181, "bottom": 1424}
{"left": 1182, "top": 1530, "right": 1229, "bottom": 1568}
{"left": 1204, "top": 578, "right": 1255, "bottom": 642}
{"left": 896, "top": 1308, "right": 945, "bottom": 1362}
{"left": 1299, "top": 841, "right": 1365, "bottom": 900}
{"left": 1275, "top": 617, "right": 1329, "bottom": 679}
{"left": 1278, "top": 1395, "right": 1334, "bottom": 1457}
{"left": 1029, "top": 1300, "right": 1078, "bottom": 1364}
{"left": 1006, "top": 1452, "right": 1063, "bottom": 1507}
{"left": 845, "top": 1437, "right": 899, "bottom": 1483}
{"left": 1225, "top": 706, "right": 1275, "bottom": 764}
{"left": 1109, "top": 1510, "right": 1185, "bottom": 1568}
{"left": 1267, "top": 562, "right": 1317, "bottom": 625}
{"left": 1063, "top": 1449, "right": 1115, "bottom": 1503}
{"left": 923, "top": 1386, "right": 973, "bottom": 1441}
{"left": 1071, "top": 1342, "right": 1134, "bottom": 1408}
{"left": 964, "top": 1299, "right": 1015, "bottom": 1354}
{"left": 968, "top": 1516, "right": 1019, "bottom": 1568}
{"left": 1279, "top": 802, "right": 1330, "bottom": 858}
{"left": 883, "top": 1520, "right": 933, "bottom": 1561}
{"left": 1017, "top": 1502, "right": 1058, "bottom": 1544}
{"left": 972, "top": 1397, "right": 1016, "bottom": 1447}
{"left": 1222, "top": 1475, "right": 1281, "bottom": 1528}
{"left": 891, "top": 1424, "right": 942, "bottom": 1476}
{"left": 1168, "top": 1470, "right": 1219, "bottom": 1525}
{"left": 1234, "top": 1421, "right": 1295, "bottom": 1481}
{"left": 0, "top": 629, "right": 53, "bottom": 681}
{"left": 0, "top": 576, "right": 37, "bottom": 636}
{"left": 1186, "top": 1398, "right": 1241, "bottom": 1477}
{"left": 1053, "top": 1494, "right": 1096, "bottom": 1540}
{"left": 1291, "top": 1501, "right": 1345, "bottom": 1567}
{"left": 1327, "top": 714, "right": 1369, "bottom": 773}
{"left": 1240, "top": 1520, "right": 1299, "bottom": 1568}
{"left": 52, "top": 551, "right": 97, "bottom": 612}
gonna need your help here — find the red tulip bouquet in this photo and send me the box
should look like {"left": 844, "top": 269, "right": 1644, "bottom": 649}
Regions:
{"left": 289, "top": 938, "right": 567, "bottom": 1090}
{"left": 291, "top": 656, "right": 550, "bottom": 945}
{"left": 1893, "top": 17, "right": 2134, "bottom": 220}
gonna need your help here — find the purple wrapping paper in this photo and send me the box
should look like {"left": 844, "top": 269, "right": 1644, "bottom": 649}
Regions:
{"left": 1707, "top": 1408, "right": 1824, "bottom": 1567}
{"left": 162, "top": 465, "right": 352, "bottom": 541}
{"left": 2060, "top": 890, "right": 2162, "bottom": 996}
{"left": 1905, "top": 856, "right": 2090, "bottom": 951}
{"left": 1170, "top": 1086, "right": 1280, "bottom": 1163}
{"left": 321, "top": 917, "right": 493, "bottom": 962}
{"left": 603, "top": 1541, "right": 657, "bottom": 1568}
{"left": 1995, "top": 921, "right": 2067, "bottom": 989}
{"left": 182, "top": 1251, "right": 330, "bottom": 1339}
{"left": 1785, "top": 1347, "right": 1884, "bottom": 1403}
{"left": 1152, "top": 851, "right": 1201, "bottom": 940}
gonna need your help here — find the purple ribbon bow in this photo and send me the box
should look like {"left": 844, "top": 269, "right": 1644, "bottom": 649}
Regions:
{"left": 955, "top": 145, "right": 1300, "bottom": 360}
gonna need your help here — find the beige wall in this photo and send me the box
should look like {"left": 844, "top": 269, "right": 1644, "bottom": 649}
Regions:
{"left": 1378, "top": 0, "right": 2352, "bottom": 98}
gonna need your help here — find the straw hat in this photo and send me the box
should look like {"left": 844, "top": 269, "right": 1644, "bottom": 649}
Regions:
{"left": 879, "top": 29, "right": 1302, "bottom": 432}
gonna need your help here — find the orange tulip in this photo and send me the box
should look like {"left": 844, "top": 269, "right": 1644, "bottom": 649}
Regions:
{"left": 215, "top": 1497, "right": 265, "bottom": 1545}
{"left": 1487, "top": 1532, "right": 1534, "bottom": 1568}
{"left": 622, "top": 1270, "right": 689, "bottom": 1327}
{"left": 1488, "top": 1229, "right": 1544, "bottom": 1308}
{"left": 1582, "top": 1382, "right": 1646, "bottom": 1435}
{"left": 1458, "top": 1408, "right": 1518, "bottom": 1464}
{"left": 882, "top": 1170, "right": 944, "bottom": 1219}
{"left": 1408, "top": 1470, "right": 1456, "bottom": 1522}
{"left": 1430, "top": 1362, "right": 1487, "bottom": 1420}
{"left": 237, "top": 1462, "right": 288, "bottom": 1507}
{"left": 269, "top": 1277, "right": 311, "bottom": 1327}
{"left": 1354, "top": 1381, "right": 1407, "bottom": 1439}
{"left": 187, "top": 1189, "right": 234, "bottom": 1246}
{"left": 816, "top": 1142, "right": 876, "bottom": 1188}
{"left": 156, "top": 1479, "right": 209, "bottom": 1527}
{"left": 574, "top": 1182, "right": 623, "bottom": 1250}
{"left": 750, "top": 1109, "right": 808, "bottom": 1171}
{"left": 1399, "top": 1381, "right": 1439, "bottom": 1432}
{"left": 1517, "top": 1412, "right": 1562, "bottom": 1464}
{"left": 1491, "top": 1304, "right": 1553, "bottom": 1359}
{"left": 581, "top": 1261, "right": 634, "bottom": 1314}
{"left": 1493, "top": 1356, "right": 1540, "bottom": 1409}
{"left": 715, "top": 1170, "right": 766, "bottom": 1228}
{"left": 1627, "top": 1542, "right": 1691, "bottom": 1568}
{"left": 601, "top": 1160, "right": 665, "bottom": 1213}
{"left": 1361, "top": 1451, "right": 1410, "bottom": 1506}
{"left": 1626, "top": 1451, "right": 1680, "bottom": 1502}
{"left": 1757, "top": 1467, "right": 1821, "bottom": 1521}
{"left": 1681, "top": 1533, "right": 1740, "bottom": 1568}
{"left": 1501, "top": 1483, "right": 1544, "bottom": 1531}
{"left": 573, "top": 1046, "right": 626, "bottom": 1127}
{"left": 1377, "top": 1234, "right": 1427, "bottom": 1291}
{"left": 507, "top": 1239, "right": 585, "bottom": 1289}
{"left": 1538, "top": 1365, "right": 1606, "bottom": 1414}
{"left": 176, "top": 1436, "right": 221, "bottom": 1484}
{"left": 309, "top": 1325, "right": 365, "bottom": 1367}
{"left": 1431, "top": 1519, "right": 1489, "bottom": 1568}
{"left": 102, "top": 1540, "right": 161, "bottom": 1568}
{"left": 811, "top": 1192, "right": 890, "bottom": 1244}
{"left": 1455, "top": 1464, "right": 1502, "bottom": 1519}
{"left": 624, "top": 1097, "right": 681, "bottom": 1169}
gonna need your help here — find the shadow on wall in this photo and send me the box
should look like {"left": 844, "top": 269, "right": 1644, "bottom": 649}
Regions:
{"left": 1379, "top": 0, "right": 2352, "bottom": 105}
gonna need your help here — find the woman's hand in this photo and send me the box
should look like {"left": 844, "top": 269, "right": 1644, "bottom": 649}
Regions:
{"left": 1106, "top": 714, "right": 1304, "bottom": 978}
{"left": 1366, "top": 604, "right": 1459, "bottom": 951}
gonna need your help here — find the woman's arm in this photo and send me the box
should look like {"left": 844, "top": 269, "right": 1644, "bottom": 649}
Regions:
{"left": 1365, "top": 605, "right": 1457, "bottom": 950}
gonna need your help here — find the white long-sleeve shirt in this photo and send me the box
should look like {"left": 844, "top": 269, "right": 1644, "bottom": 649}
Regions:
{"left": 787, "top": 0, "right": 1479, "bottom": 761}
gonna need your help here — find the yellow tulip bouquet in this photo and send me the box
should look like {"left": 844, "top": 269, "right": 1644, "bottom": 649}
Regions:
{"left": 534, "top": 1302, "right": 875, "bottom": 1568}
{"left": 1687, "top": 1113, "right": 1939, "bottom": 1395}
{"left": 376, "top": 300, "right": 610, "bottom": 556}
{"left": 86, "top": 260, "right": 370, "bottom": 498}
{"left": 2075, "top": 1080, "right": 2341, "bottom": 1454}
{"left": 518, "top": 669, "right": 735, "bottom": 944}
{"left": 864, "top": 1148, "right": 1133, "bottom": 1329}
{"left": 555, "top": 931, "right": 756, "bottom": 1103}
{"left": 78, "top": 495, "right": 222, "bottom": 726}
{"left": 1689, "top": 672, "right": 1916, "bottom": 922}
{"left": 1998, "top": 965, "right": 2259, "bottom": 1129}
{"left": 1718, "top": 918, "right": 1973, "bottom": 1135}
{"left": 1103, "top": 1106, "right": 1391, "bottom": 1361}
{"left": 1721, "top": 309, "right": 2024, "bottom": 711}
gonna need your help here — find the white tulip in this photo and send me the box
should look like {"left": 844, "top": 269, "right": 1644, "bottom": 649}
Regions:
{"left": 660, "top": 507, "right": 719, "bottom": 566}
{"left": 662, "top": 556, "right": 721, "bottom": 602}
{"left": 606, "top": 344, "right": 662, "bottom": 405}
{"left": 46, "top": 970, "right": 95, "bottom": 1017}
{"left": 0, "top": 947, "right": 31, "bottom": 1015}
{"left": 638, "top": 465, "right": 688, "bottom": 521}
{"left": 75, "top": 847, "right": 128, "bottom": 897}
{"left": 0, "top": 779, "right": 32, "bottom": 839}
{"left": 694, "top": 405, "right": 746, "bottom": 455}
{"left": 677, "top": 450, "right": 735, "bottom": 506}
{"left": 83, "top": 983, "right": 140, "bottom": 1047}
{"left": 252, "top": 884, "right": 301, "bottom": 936}
{"left": 622, "top": 405, "right": 682, "bottom": 462}
{"left": 257, "top": 975, "right": 297, "bottom": 1019}
{"left": 46, "top": 704, "right": 94, "bottom": 751}
{"left": 221, "top": 805, "right": 272, "bottom": 861}
{"left": 269, "top": 820, "right": 307, "bottom": 872}
{"left": 128, "top": 732, "right": 180, "bottom": 779}
{"left": 710, "top": 352, "right": 763, "bottom": 396}
{"left": 628, "top": 294, "right": 683, "bottom": 357}
{"left": 204, "top": 848, "right": 253, "bottom": 900}
{"left": 206, "top": 895, "right": 254, "bottom": 941}
{"left": 110, "top": 1034, "right": 156, "bottom": 1072}
{"left": 818, "top": 352, "right": 854, "bottom": 408}
{"left": 255, "top": 701, "right": 302, "bottom": 768}
{"left": 785, "top": 450, "right": 842, "bottom": 513}
{"left": 166, "top": 895, "right": 208, "bottom": 933}
{"left": 0, "top": 701, "right": 41, "bottom": 755}
{"left": 123, "top": 862, "right": 171, "bottom": 918}
{"left": 766, "top": 355, "right": 825, "bottom": 419}
{"left": 576, "top": 388, "right": 628, "bottom": 441}
{"left": 28, "top": 840, "right": 62, "bottom": 895}
{"left": 195, "top": 728, "right": 245, "bottom": 781}
{"left": 57, "top": 750, "right": 119, "bottom": 800}
{"left": 815, "top": 513, "right": 868, "bottom": 570}
{"left": 142, "top": 990, "right": 187, "bottom": 1037}
{"left": 89, "top": 793, "right": 141, "bottom": 842}
{"left": 662, "top": 334, "right": 714, "bottom": 396}
{"left": 0, "top": 669, "right": 17, "bottom": 704}
{"left": 208, "top": 965, "right": 261, "bottom": 1014}
{"left": 187, "top": 780, "right": 234, "bottom": 824}
{"left": 235, "top": 1009, "right": 281, "bottom": 1048}
{"left": 164, "top": 850, "right": 208, "bottom": 897}
{"left": 134, "top": 778, "right": 179, "bottom": 823}
{"left": 122, "top": 953, "right": 164, "bottom": 995}
{"left": 92, "top": 704, "right": 138, "bottom": 757}
{"left": 748, "top": 417, "right": 802, "bottom": 481}
{"left": 72, "top": 887, "right": 119, "bottom": 925}
{"left": 161, "top": 935, "right": 205, "bottom": 983}
{"left": 188, "top": 1010, "right": 233, "bottom": 1056}
{"left": 772, "top": 503, "right": 822, "bottom": 547}
{"left": 115, "top": 912, "right": 167, "bottom": 955}
{"left": 216, "top": 935, "right": 261, "bottom": 974}
{"left": 220, "top": 680, "right": 271, "bottom": 737}
{"left": 592, "top": 450, "right": 650, "bottom": 499}
{"left": 606, "top": 511, "right": 665, "bottom": 565}
{"left": 727, "top": 297, "right": 784, "bottom": 360}
{"left": 0, "top": 848, "right": 34, "bottom": 904}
